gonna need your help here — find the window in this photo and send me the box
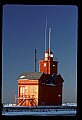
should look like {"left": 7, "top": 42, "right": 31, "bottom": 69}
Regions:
{"left": 58, "top": 81, "right": 60, "bottom": 85}
{"left": 58, "top": 94, "right": 61, "bottom": 97}
{"left": 45, "top": 53, "right": 48, "bottom": 57}
{"left": 42, "top": 78, "right": 45, "bottom": 84}
{"left": 53, "top": 64, "right": 55, "bottom": 66}
{"left": 43, "top": 63, "right": 46, "bottom": 67}
{"left": 20, "top": 87, "right": 25, "bottom": 94}
{"left": 50, "top": 54, "right": 53, "bottom": 57}
{"left": 19, "top": 86, "right": 25, "bottom": 97}
{"left": 56, "top": 81, "right": 60, "bottom": 85}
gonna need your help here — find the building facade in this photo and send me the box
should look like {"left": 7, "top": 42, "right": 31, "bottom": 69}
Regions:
{"left": 17, "top": 49, "right": 64, "bottom": 106}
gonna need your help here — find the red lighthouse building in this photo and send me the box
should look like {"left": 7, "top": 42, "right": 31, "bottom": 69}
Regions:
{"left": 17, "top": 48, "right": 64, "bottom": 106}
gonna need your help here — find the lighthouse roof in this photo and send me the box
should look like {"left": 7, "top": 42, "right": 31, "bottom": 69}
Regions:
{"left": 17, "top": 72, "right": 44, "bottom": 80}
{"left": 45, "top": 49, "right": 53, "bottom": 54}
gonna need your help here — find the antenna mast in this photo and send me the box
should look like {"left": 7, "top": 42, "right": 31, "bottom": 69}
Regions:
{"left": 34, "top": 49, "right": 37, "bottom": 72}
{"left": 45, "top": 13, "right": 47, "bottom": 52}
{"left": 49, "top": 27, "right": 51, "bottom": 56}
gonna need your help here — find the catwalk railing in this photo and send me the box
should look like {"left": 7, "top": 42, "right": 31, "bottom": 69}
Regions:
{"left": 2, "top": 106, "right": 77, "bottom": 113}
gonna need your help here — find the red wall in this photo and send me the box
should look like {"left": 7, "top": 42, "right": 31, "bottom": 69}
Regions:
{"left": 38, "top": 83, "right": 62, "bottom": 106}
{"left": 39, "top": 61, "right": 48, "bottom": 74}
{"left": 39, "top": 60, "right": 58, "bottom": 75}
{"left": 50, "top": 61, "right": 58, "bottom": 74}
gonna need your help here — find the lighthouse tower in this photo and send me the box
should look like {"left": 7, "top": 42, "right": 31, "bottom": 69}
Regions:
{"left": 39, "top": 48, "right": 58, "bottom": 75}
{"left": 39, "top": 27, "right": 58, "bottom": 75}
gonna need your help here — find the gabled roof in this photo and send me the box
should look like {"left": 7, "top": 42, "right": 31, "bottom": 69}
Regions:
{"left": 50, "top": 74, "right": 64, "bottom": 82}
{"left": 17, "top": 72, "right": 44, "bottom": 80}
{"left": 45, "top": 74, "right": 64, "bottom": 83}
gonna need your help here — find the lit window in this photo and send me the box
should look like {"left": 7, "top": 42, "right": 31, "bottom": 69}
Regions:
{"left": 50, "top": 54, "right": 53, "bottom": 57}
{"left": 20, "top": 87, "right": 25, "bottom": 94}
{"left": 45, "top": 53, "right": 48, "bottom": 57}
{"left": 43, "top": 63, "right": 46, "bottom": 67}
{"left": 58, "top": 94, "right": 61, "bottom": 97}
{"left": 53, "top": 64, "right": 55, "bottom": 66}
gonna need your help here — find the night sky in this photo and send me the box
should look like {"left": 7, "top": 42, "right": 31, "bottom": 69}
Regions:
{"left": 2, "top": 5, "right": 78, "bottom": 104}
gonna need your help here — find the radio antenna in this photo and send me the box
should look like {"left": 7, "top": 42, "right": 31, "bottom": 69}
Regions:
{"left": 45, "top": 13, "right": 47, "bottom": 52}
{"left": 34, "top": 49, "right": 37, "bottom": 72}
{"left": 49, "top": 27, "right": 51, "bottom": 56}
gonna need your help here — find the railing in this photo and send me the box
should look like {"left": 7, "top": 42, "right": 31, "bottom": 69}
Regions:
{"left": 2, "top": 106, "right": 77, "bottom": 113}
{"left": 17, "top": 95, "right": 38, "bottom": 106}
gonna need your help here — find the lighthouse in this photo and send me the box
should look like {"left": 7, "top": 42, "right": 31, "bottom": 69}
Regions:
{"left": 17, "top": 17, "right": 64, "bottom": 106}
{"left": 17, "top": 45, "right": 64, "bottom": 106}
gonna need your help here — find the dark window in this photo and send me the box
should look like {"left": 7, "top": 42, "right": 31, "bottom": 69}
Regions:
{"left": 47, "top": 79, "right": 50, "bottom": 84}
{"left": 58, "top": 81, "right": 60, "bottom": 85}
{"left": 56, "top": 80, "right": 60, "bottom": 85}
{"left": 42, "top": 78, "right": 45, "bottom": 83}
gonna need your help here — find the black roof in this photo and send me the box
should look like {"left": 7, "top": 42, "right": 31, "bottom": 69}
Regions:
{"left": 17, "top": 72, "right": 43, "bottom": 80}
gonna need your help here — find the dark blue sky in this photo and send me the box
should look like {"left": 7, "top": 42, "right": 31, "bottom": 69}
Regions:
{"left": 2, "top": 5, "right": 78, "bottom": 103}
